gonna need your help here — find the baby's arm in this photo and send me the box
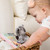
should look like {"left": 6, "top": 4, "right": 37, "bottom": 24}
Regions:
{"left": 21, "top": 27, "right": 49, "bottom": 47}
{"left": 40, "top": 33, "right": 49, "bottom": 42}
{"left": 39, "top": 33, "right": 49, "bottom": 45}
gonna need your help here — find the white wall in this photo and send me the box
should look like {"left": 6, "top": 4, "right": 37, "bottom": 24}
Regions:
{"left": 0, "top": 0, "right": 15, "bottom": 33}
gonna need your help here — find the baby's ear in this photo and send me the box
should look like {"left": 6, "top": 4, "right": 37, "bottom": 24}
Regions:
{"left": 42, "top": 8, "right": 46, "bottom": 14}
{"left": 28, "top": 0, "right": 35, "bottom": 8}
{"left": 16, "top": 28, "right": 20, "bottom": 35}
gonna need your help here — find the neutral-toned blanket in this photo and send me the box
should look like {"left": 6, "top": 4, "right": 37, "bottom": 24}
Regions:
{"left": 0, "top": 41, "right": 13, "bottom": 50}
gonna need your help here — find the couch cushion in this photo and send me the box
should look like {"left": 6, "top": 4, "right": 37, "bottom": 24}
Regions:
{"left": 14, "top": 15, "right": 40, "bottom": 34}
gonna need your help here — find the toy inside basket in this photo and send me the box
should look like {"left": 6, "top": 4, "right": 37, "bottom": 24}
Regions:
{"left": 11, "top": 32, "right": 40, "bottom": 50}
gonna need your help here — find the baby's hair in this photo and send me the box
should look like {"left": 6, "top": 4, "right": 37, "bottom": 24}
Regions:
{"left": 34, "top": 0, "right": 50, "bottom": 7}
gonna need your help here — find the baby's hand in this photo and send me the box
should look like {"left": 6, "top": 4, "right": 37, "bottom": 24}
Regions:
{"left": 19, "top": 44, "right": 27, "bottom": 48}
{"left": 12, "top": 41, "right": 21, "bottom": 46}
{"left": 38, "top": 40, "right": 42, "bottom": 45}
{"left": 28, "top": 0, "right": 35, "bottom": 8}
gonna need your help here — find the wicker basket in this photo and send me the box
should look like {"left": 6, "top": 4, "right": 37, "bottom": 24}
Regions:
{"left": 11, "top": 32, "right": 40, "bottom": 50}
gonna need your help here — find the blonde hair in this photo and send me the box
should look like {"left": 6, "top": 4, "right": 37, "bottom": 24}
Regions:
{"left": 35, "top": 0, "right": 50, "bottom": 7}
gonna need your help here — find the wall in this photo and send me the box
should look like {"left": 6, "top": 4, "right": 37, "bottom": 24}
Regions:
{"left": 0, "top": 0, "right": 15, "bottom": 33}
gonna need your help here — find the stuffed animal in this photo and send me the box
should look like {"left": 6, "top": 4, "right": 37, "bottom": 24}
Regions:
{"left": 16, "top": 25, "right": 29, "bottom": 44}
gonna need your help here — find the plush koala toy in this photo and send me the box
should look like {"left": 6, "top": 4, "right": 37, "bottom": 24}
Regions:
{"left": 16, "top": 25, "right": 29, "bottom": 44}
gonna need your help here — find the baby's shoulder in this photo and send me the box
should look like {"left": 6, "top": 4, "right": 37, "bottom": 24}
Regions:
{"left": 45, "top": 16, "right": 50, "bottom": 22}
{"left": 41, "top": 16, "right": 50, "bottom": 29}
{"left": 42, "top": 16, "right": 50, "bottom": 23}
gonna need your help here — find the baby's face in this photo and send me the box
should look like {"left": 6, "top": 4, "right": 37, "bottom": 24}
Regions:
{"left": 29, "top": 5, "right": 47, "bottom": 24}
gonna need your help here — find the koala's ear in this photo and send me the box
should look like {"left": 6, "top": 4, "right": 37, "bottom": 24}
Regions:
{"left": 16, "top": 36, "right": 19, "bottom": 40}
{"left": 23, "top": 28, "right": 26, "bottom": 32}
{"left": 16, "top": 28, "right": 19, "bottom": 34}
